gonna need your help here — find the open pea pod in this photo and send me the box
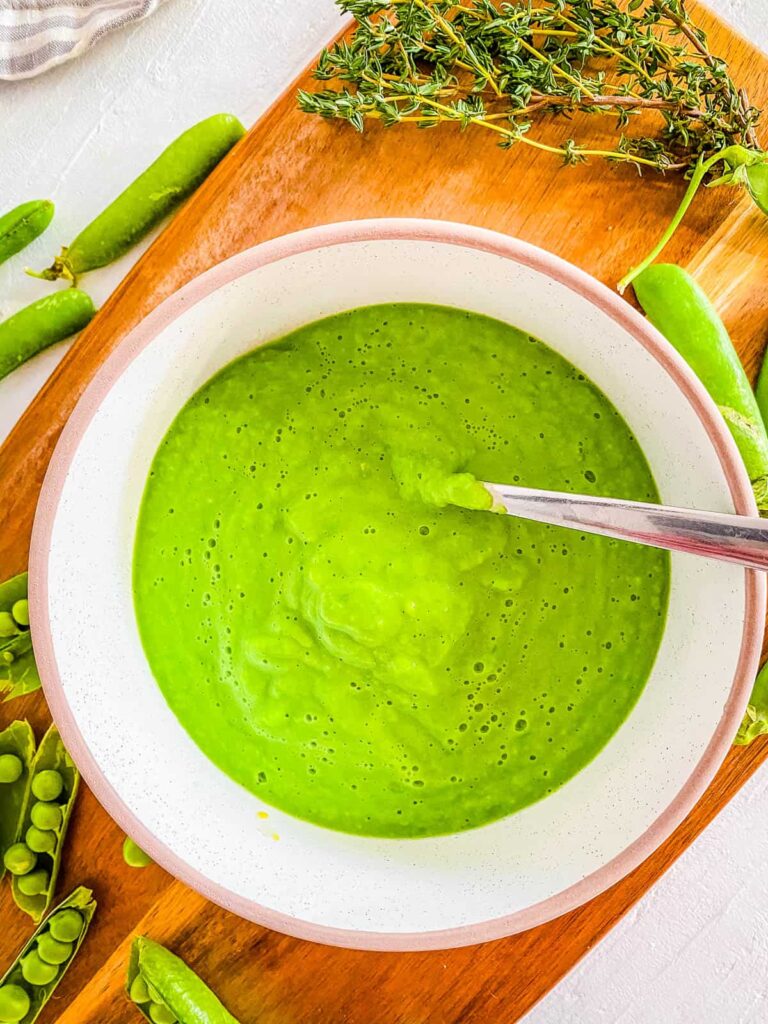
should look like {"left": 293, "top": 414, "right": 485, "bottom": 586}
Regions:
{"left": 126, "top": 937, "right": 242, "bottom": 1024}
{"left": 0, "top": 720, "right": 36, "bottom": 880}
{"left": 0, "top": 885, "right": 96, "bottom": 1024}
{"left": 735, "top": 661, "right": 768, "bottom": 745}
{"left": 9, "top": 724, "right": 79, "bottom": 922}
{"left": 0, "top": 573, "right": 40, "bottom": 702}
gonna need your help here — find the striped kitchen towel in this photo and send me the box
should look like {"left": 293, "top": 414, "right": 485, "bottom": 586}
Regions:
{"left": 0, "top": 0, "right": 167, "bottom": 81}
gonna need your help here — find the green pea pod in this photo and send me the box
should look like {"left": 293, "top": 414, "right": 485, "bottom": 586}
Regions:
{"left": 0, "top": 573, "right": 40, "bottom": 702}
{"left": 0, "top": 290, "right": 95, "bottom": 384}
{"left": 0, "top": 886, "right": 96, "bottom": 1023}
{"left": 0, "top": 720, "right": 36, "bottom": 881}
{"left": 633, "top": 264, "right": 768, "bottom": 511}
{"left": 735, "top": 661, "right": 768, "bottom": 744}
{"left": 37, "top": 114, "right": 245, "bottom": 284}
{"left": 746, "top": 161, "right": 768, "bottom": 216}
{"left": 127, "top": 937, "right": 242, "bottom": 1024}
{"left": 717, "top": 407, "right": 768, "bottom": 510}
{"left": 754, "top": 340, "right": 768, "bottom": 430}
{"left": 10, "top": 725, "right": 80, "bottom": 922}
{"left": 0, "top": 201, "right": 54, "bottom": 267}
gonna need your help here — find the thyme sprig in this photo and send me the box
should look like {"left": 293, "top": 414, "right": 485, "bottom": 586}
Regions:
{"left": 300, "top": 0, "right": 760, "bottom": 172}
{"left": 300, "top": 0, "right": 766, "bottom": 285}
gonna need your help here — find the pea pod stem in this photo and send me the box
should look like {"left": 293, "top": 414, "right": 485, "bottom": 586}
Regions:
{"left": 32, "top": 113, "right": 245, "bottom": 285}
{"left": 618, "top": 146, "right": 768, "bottom": 294}
{"left": 633, "top": 264, "right": 768, "bottom": 512}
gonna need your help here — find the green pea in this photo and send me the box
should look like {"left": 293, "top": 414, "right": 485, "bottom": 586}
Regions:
{"left": 130, "top": 974, "right": 151, "bottom": 1004}
{"left": 30, "top": 801, "right": 62, "bottom": 831}
{"left": 16, "top": 869, "right": 49, "bottom": 897}
{"left": 26, "top": 826, "right": 56, "bottom": 855}
{"left": 0, "top": 612, "right": 17, "bottom": 638}
{"left": 149, "top": 1002, "right": 178, "bottom": 1024}
{"left": 123, "top": 836, "right": 153, "bottom": 868}
{"left": 0, "top": 754, "right": 22, "bottom": 784}
{"left": 10, "top": 601, "right": 29, "bottom": 628}
{"left": 35, "top": 114, "right": 245, "bottom": 284}
{"left": 3, "top": 843, "right": 36, "bottom": 876}
{"left": 36, "top": 933, "right": 73, "bottom": 966}
{"left": 20, "top": 949, "right": 58, "bottom": 986}
{"left": 48, "top": 909, "right": 83, "bottom": 943}
{"left": 0, "top": 984, "right": 30, "bottom": 1023}
{"left": 0, "top": 290, "right": 95, "bottom": 385}
{"left": 31, "top": 769, "right": 63, "bottom": 802}
{"left": 0, "top": 200, "right": 54, "bottom": 267}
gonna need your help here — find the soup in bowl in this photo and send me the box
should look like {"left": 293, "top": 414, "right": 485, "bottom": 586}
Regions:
{"left": 30, "top": 219, "right": 764, "bottom": 949}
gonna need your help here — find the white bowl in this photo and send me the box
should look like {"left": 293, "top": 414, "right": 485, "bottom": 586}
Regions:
{"left": 30, "top": 219, "right": 765, "bottom": 950}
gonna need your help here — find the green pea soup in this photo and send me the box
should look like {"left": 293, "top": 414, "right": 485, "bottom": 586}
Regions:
{"left": 133, "top": 303, "right": 669, "bottom": 838}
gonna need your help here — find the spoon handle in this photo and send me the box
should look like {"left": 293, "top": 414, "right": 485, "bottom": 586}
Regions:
{"left": 483, "top": 483, "right": 768, "bottom": 571}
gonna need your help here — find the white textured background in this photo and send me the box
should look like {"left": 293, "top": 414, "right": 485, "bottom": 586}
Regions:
{"left": 0, "top": 2, "right": 767, "bottom": 1021}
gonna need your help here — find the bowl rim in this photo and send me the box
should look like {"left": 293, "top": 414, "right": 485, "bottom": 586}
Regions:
{"left": 29, "top": 217, "right": 766, "bottom": 951}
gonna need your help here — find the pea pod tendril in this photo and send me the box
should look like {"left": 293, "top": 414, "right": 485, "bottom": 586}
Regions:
{"left": 619, "top": 146, "right": 768, "bottom": 293}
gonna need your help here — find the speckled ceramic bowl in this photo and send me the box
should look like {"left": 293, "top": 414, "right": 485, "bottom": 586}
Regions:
{"left": 30, "top": 219, "right": 765, "bottom": 950}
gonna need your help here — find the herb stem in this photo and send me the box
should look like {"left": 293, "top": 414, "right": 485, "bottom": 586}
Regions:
{"left": 618, "top": 153, "right": 715, "bottom": 292}
{"left": 379, "top": 91, "right": 664, "bottom": 167}
{"left": 414, "top": 0, "right": 505, "bottom": 97}
{"left": 515, "top": 37, "right": 597, "bottom": 100}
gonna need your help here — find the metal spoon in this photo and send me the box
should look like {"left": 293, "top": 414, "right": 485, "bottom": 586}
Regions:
{"left": 483, "top": 483, "right": 768, "bottom": 571}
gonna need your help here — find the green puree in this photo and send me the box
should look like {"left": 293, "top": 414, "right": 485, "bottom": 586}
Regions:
{"left": 134, "top": 304, "right": 669, "bottom": 838}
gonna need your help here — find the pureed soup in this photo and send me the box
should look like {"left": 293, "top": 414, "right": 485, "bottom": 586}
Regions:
{"left": 133, "top": 303, "right": 669, "bottom": 838}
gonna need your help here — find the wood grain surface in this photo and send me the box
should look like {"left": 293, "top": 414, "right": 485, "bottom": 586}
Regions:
{"left": 2, "top": 6, "right": 768, "bottom": 1022}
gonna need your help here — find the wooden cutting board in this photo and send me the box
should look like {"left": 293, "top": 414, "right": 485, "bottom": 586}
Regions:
{"left": 2, "top": 6, "right": 768, "bottom": 1022}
